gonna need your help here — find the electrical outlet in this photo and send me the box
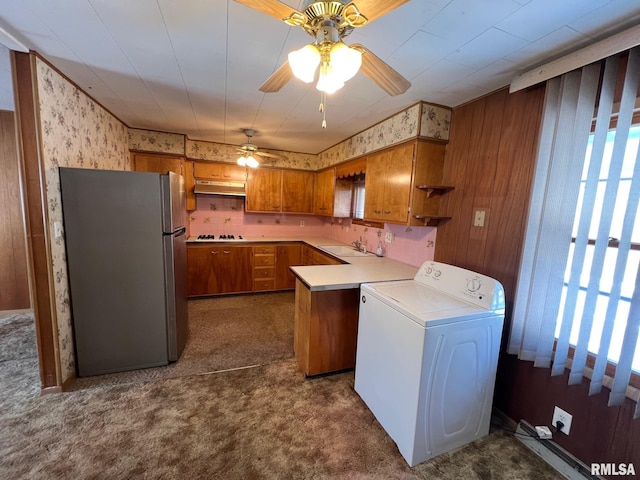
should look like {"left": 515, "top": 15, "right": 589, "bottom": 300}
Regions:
{"left": 552, "top": 406, "right": 572, "bottom": 435}
{"left": 54, "top": 221, "right": 63, "bottom": 238}
{"left": 385, "top": 232, "right": 393, "bottom": 244}
{"left": 299, "top": 221, "right": 304, "bottom": 227}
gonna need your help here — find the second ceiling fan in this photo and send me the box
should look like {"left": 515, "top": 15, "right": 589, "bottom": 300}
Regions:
{"left": 234, "top": 0, "right": 412, "bottom": 127}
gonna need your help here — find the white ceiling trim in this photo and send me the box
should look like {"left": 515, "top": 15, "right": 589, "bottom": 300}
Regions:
{"left": 0, "top": 26, "right": 28, "bottom": 52}
{"left": 510, "top": 23, "right": 640, "bottom": 93}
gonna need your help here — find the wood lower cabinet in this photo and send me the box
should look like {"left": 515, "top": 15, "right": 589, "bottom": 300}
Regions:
{"left": 253, "top": 245, "right": 276, "bottom": 291}
{"left": 301, "top": 244, "right": 343, "bottom": 266}
{"left": 188, "top": 242, "right": 341, "bottom": 297}
{"left": 276, "top": 243, "right": 302, "bottom": 289}
{"left": 187, "top": 244, "right": 252, "bottom": 296}
{"left": 294, "top": 279, "right": 360, "bottom": 376}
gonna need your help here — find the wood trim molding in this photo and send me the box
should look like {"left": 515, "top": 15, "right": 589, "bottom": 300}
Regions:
{"left": 11, "top": 50, "right": 62, "bottom": 390}
{"left": 510, "top": 23, "right": 640, "bottom": 93}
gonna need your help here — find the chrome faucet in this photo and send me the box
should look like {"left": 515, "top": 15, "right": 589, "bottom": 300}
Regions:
{"left": 352, "top": 236, "right": 363, "bottom": 252}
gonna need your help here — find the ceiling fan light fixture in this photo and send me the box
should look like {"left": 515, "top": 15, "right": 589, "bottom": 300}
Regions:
{"left": 237, "top": 155, "right": 247, "bottom": 167}
{"left": 245, "top": 155, "right": 260, "bottom": 168}
{"left": 288, "top": 44, "right": 321, "bottom": 83}
{"left": 316, "top": 63, "right": 344, "bottom": 94}
{"left": 329, "top": 42, "right": 361, "bottom": 82}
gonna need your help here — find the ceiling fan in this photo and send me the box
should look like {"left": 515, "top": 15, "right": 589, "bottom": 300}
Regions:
{"left": 234, "top": 0, "right": 412, "bottom": 127}
{"left": 236, "top": 129, "right": 281, "bottom": 168}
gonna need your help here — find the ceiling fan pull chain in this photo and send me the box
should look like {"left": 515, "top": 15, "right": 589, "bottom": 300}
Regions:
{"left": 320, "top": 91, "right": 327, "bottom": 128}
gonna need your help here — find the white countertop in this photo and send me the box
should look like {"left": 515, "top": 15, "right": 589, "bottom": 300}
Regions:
{"left": 187, "top": 235, "right": 419, "bottom": 291}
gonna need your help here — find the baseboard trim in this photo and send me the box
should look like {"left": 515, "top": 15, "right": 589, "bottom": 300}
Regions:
{"left": 516, "top": 420, "right": 600, "bottom": 480}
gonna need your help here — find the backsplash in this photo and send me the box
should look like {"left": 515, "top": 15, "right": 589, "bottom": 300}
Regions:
{"left": 189, "top": 196, "right": 436, "bottom": 267}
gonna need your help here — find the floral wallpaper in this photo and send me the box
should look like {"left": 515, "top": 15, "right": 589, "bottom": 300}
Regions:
{"left": 316, "top": 102, "right": 451, "bottom": 169}
{"left": 130, "top": 101, "right": 450, "bottom": 172}
{"left": 420, "top": 102, "right": 451, "bottom": 140}
{"left": 37, "top": 58, "right": 130, "bottom": 383}
{"left": 128, "top": 128, "right": 185, "bottom": 154}
{"left": 185, "top": 139, "right": 316, "bottom": 170}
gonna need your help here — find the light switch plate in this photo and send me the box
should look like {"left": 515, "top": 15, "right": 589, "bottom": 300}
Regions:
{"left": 385, "top": 232, "right": 393, "bottom": 243}
{"left": 473, "top": 210, "right": 486, "bottom": 227}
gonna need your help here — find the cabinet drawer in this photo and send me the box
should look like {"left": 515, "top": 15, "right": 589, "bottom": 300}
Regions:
{"left": 254, "top": 279, "right": 276, "bottom": 291}
{"left": 254, "top": 254, "right": 275, "bottom": 266}
{"left": 254, "top": 266, "right": 275, "bottom": 279}
{"left": 253, "top": 245, "right": 275, "bottom": 255}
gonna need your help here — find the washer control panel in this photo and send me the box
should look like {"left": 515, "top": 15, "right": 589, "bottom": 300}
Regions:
{"left": 415, "top": 261, "right": 504, "bottom": 310}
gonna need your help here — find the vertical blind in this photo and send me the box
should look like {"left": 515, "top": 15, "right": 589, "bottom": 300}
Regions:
{"left": 508, "top": 47, "right": 640, "bottom": 418}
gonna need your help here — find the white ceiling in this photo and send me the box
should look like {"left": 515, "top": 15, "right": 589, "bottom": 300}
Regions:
{"left": 1, "top": 0, "right": 639, "bottom": 154}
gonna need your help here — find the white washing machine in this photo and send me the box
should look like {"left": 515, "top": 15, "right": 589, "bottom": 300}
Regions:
{"left": 354, "top": 261, "right": 505, "bottom": 467}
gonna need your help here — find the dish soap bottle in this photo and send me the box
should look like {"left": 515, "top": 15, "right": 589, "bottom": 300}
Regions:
{"left": 376, "top": 241, "right": 384, "bottom": 257}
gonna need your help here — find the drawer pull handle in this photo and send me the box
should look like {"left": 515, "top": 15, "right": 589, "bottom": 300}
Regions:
{"left": 223, "top": 250, "right": 231, "bottom": 254}
{"left": 211, "top": 251, "right": 218, "bottom": 254}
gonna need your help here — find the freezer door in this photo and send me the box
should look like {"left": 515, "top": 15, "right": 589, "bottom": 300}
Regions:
{"left": 165, "top": 226, "right": 188, "bottom": 361}
{"left": 161, "top": 171, "right": 186, "bottom": 233}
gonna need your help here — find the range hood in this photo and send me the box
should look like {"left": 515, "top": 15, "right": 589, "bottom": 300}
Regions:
{"left": 194, "top": 179, "right": 246, "bottom": 196}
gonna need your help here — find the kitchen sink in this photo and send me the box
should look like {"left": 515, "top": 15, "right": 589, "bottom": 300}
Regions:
{"left": 319, "top": 245, "right": 373, "bottom": 257}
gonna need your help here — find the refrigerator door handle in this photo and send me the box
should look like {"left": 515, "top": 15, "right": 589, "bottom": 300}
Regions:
{"left": 175, "top": 226, "right": 187, "bottom": 237}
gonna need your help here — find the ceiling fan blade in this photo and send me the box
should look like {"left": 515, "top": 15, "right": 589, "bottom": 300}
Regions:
{"left": 255, "top": 151, "right": 281, "bottom": 159}
{"left": 259, "top": 60, "right": 294, "bottom": 93}
{"left": 350, "top": 0, "right": 410, "bottom": 23}
{"left": 352, "top": 44, "right": 411, "bottom": 96}
{"left": 233, "top": 0, "right": 301, "bottom": 23}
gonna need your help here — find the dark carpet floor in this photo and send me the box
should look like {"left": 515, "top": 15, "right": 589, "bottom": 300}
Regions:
{"left": 0, "top": 294, "right": 564, "bottom": 479}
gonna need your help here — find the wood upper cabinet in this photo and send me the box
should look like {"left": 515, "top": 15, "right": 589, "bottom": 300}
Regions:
{"left": 132, "top": 152, "right": 195, "bottom": 211}
{"left": 246, "top": 168, "right": 282, "bottom": 212}
{"left": 313, "top": 167, "right": 335, "bottom": 216}
{"left": 132, "top": 153, "right": 184, "bottom": 175}
{"left": 364, "top": 142, "right": 415, "bottom": 224}
{"left": 187, "top": 244, "right": 252, "bottom": 296}
{"left": 193, "top": 162, "right": 247, "bottom": 182}
{"left": 246, "top": 168, "right": 314, "bottom": 214}
{"left": 282, "top": 170, "right": 314, "bottom": 214}
{"left": 276, "top": 243, "right": 302, "bottom": 290}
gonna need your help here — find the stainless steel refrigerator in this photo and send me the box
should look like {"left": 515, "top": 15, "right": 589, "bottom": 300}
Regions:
{"left": 59, "top": 167, "right": 188, "bottom": 376}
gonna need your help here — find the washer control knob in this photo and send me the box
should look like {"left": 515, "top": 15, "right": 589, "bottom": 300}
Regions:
{"left": 467, "top": 278, "right": 482, "bottom": 292}
{"left": 434, "top": 270, "right": 441, "bottom": 278}
{"left": 425, "top": 266, "right": 433, "bottom": 274}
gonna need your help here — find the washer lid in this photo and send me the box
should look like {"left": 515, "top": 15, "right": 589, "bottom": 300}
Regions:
{"left": 363, "top": 281, "right": 494, "bottom": 327}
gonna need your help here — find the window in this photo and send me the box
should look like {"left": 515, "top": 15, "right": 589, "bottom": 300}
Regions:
{"left": 508, "top": 47, "right": 640, "bottom": 417}
{"left": 557, "top": 125, "right": 640, "bottom": 372}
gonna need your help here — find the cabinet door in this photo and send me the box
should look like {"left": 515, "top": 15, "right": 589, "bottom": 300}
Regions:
{"left": 187, "top": 244, "right": 252, "bottom": 295}
{"left": 194, "top": 162, "right": 247, "bottom": 181}
{"left": 363, "top": 151, "right": 386, "bottom": 220}
{"left": 246, "top": 169, "right": 283, "bottom": 212}
{"left": 187, "top": 245, "right": 221, "bottom": 296}
{"left": 218, "top": 246, "right": 253, "bottom": 293}
{"left": 184, "top": 160, "right": 196, "bottom": 211}
{"left": 282, "top": 170, "right": 314, "bottom": 213}
{"left": 276, "top": 243, "right": 302, "bottom": 289}
{"left": 133, "top": 153, "right": 183, "bottom": 175}
{"left": 313, "top": 168, "right": 335, "bottom": 216}
{"left": 382, "top": 142, "right": 414, "bottom": 224}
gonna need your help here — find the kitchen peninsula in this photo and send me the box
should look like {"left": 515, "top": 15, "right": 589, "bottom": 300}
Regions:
{"left": 187, "top": 236, "right": 418, "bottom": 377}
{"left": 289, "top": 239, "right": 418, "bottom": 377}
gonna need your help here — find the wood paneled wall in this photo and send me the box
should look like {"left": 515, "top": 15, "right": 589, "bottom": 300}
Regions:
{"left": 435, "top": 86, "right": 544, "bottom": 306}
{"left": 436, "top": 85, "right": 640, "bottom": 468}
{"left": 0, "top": 110, "right": 30, "bottom": 311}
